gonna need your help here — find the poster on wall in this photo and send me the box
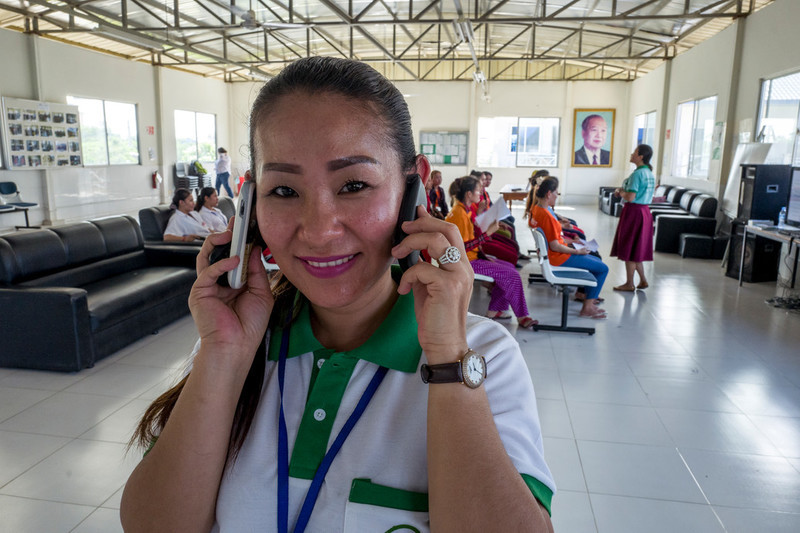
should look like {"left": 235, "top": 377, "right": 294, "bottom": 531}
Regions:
{"left": 420, "top": 131, "right": 468, "bottom": 165}
{"left": 2, "top": 97, "right": 83, "bottom": 170}
{"left": 571, "top": 108, "right": 615, "bottom": 167}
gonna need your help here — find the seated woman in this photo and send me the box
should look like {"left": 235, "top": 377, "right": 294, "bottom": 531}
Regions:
{"left": 195, "top": 187, "right": 228, "bottom": 233}
{"left": 525, "top": 169, "right": 586, "bottom": 240}
{"left": 530, "top": 177, "right": 608, "bottom": 319}
{"left": 447, "top": 175, "right": 539, "bottom": 329}
{"left": 163, "top": 188, "right": 210, "bottom": 242}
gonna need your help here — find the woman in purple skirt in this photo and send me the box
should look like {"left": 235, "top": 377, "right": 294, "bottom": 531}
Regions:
{"left": 611, "top": 144, "right": 656, "bottom": 291}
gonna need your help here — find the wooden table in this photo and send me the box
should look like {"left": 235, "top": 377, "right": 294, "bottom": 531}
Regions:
{"left": 499, "top": 184, "right": 528, "bottom": 210}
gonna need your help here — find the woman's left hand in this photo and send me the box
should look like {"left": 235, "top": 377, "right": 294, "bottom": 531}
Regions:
{"left": 391, "top": 206, "right": 473, "bottom": 364}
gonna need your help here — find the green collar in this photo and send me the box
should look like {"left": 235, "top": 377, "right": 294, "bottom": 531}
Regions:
{"left": 636, "top": 165, "right": 649, "bottom": 170}
{"left": 269, "top": 269, "right": 422, "bottom": 373}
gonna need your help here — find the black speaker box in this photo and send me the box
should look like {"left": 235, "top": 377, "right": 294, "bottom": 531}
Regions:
{"left": 738, "top": 164, "right": 791, "bottom": 222}
{"left": 726, "top": 223, "right": 781, "bottom": 282}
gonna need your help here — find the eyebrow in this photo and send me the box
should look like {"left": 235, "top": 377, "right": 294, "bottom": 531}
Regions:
{"left": 261, "top": 155, "right": 380, "bottom": 175}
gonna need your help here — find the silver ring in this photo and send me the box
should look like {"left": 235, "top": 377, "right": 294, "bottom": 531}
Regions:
{"left": 438, "top": 246, "right": 461, "bottom": 265}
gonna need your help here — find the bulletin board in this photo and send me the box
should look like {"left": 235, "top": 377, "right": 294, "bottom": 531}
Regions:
{"left": 419, "top": 131, "right": 468, "bottom": 165}
{"left": 2, "top": 97, "right": 83, "bottom": 170}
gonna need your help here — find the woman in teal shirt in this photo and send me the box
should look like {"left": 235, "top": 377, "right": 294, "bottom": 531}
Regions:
{"left": 611, "top": 144, "right": 656, "bottom": 291}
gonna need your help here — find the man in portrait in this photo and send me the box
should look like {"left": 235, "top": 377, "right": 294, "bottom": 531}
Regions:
{"left": 574, "top": 114, "right": 610, "bottom": 165}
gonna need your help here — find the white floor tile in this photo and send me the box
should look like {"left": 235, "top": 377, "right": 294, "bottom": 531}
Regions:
{"left": 577, "top": 440, "right": 707, "bottom": 503}
{"left": 0, "top": 392, "right": 130, "bottom": 438}
{"left": 561, "top": 372, "right": 650, "bottom": 406}
{"left": 0, "top": 494, "right": 93, "bottom": 533}
{"left": 79, "top": 399, "right": 151, "bottom": 444}
{"left": 0, "top": 386, "right": 53, "bottom": 423}
{"left": 542, "top": 437, "right": 586, "bottom": 492}
{"left": 682, "top": 449, "right": 800, "bottom": 513}
{"left": 536, "top": 399, "right": 574, "bottom": 439}
{"left": 657, "top": 407, "right": 780, "bottom": 455}
{"left": 71, "top": 507, "right": 124, "bottom": 533}
{"left": 714, "top": 507, "right": 800, "bottom": 533}
{"left": 550, "top": 490, "right": 597, "bottom": 533}
{"left": 0, "top": 439, "right": 139, "bottom": 507}
{"left": 0, "top": 430, "right": 70, "bottom": 487}
{"left": 568, "top": 402, "right": 672, "bottom": 445}
{"left": 64, "top": 363, "right": 178, "bottom": 399}
{"left": 637, "top": 376, "right": 742, "bottom": 412}
{"left": 590, "top": 493, "right": 725, "bottom": 533}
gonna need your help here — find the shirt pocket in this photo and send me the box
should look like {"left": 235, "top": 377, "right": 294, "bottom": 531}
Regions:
{"left": 344, "top": 478, "right": 429, "bottom": 533}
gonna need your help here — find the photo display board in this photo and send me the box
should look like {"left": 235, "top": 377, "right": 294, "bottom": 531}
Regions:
{"left": 2, "top": 97, "right": 83, "bottom": 169}
{"left": 419, "top": 131, "right": 468, "bottom": 165}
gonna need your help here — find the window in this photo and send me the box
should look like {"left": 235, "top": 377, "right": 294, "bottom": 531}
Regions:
{"left": 672, "top": 96, "right": 717, "bottom": 178}
{"left": 633, "top": 111, "right": 657, "bottom": 149}
{"left": 66, "top": 96, "right": 139, "bottom": 166}
{"left": 756, "top": 71, "right": 800, "bottom": 165}
{"left": 175, "top": 110, "right": 216, "bottom": 163}
{"left": 477, "top": 117, "right": 560, "bottom": 168}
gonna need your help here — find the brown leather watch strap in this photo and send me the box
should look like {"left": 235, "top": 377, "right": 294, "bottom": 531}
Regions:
{"left": 420, "top": 361, "right": 464, "bottom": 384}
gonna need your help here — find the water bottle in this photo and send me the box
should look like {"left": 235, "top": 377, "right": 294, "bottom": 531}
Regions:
{"left": 778, "top": 207, "right": 787, "bottom": 226}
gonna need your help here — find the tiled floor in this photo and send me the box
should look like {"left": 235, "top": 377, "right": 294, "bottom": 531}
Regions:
{"left": 1, "top": 204, "right": 799, "bottom": 532}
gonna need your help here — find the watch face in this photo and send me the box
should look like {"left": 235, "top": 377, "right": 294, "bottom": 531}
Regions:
{"left": 462, "top": 352, "right": 486, "bottom": 388}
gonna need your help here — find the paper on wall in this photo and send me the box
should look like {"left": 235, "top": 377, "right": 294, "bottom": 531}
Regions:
{"left": 474, "top": 198, "right": 512, "bottom": 233}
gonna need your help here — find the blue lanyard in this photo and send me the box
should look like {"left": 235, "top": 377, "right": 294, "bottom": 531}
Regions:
{"left": 276, "top": 324, "right": 388, "bottom": 533}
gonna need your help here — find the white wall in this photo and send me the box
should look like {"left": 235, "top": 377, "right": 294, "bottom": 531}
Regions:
{"left": 0, "top": 30, "right": 230, "bottom": 231}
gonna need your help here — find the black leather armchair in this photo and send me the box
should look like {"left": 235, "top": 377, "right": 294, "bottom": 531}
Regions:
{"left": 654, "top": 195, "right": 719, "bottom": 253}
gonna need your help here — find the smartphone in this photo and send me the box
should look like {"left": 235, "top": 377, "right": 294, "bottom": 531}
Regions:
{"left": 209, "top": 180, "right": 265, "bottom": 289}
{"left": 392, "top": 174, "right": 428, "bottom": 272}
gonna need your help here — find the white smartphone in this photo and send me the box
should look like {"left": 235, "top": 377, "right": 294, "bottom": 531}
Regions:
{"left": 209, "top": 180, "right": 262, "bottom": 289}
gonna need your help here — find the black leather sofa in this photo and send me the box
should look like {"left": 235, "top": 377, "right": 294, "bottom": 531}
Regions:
{"left": 0, "top": 216, "right": 197, "bottom": 371}
{"left": 654, "top": 194, "right": 719, "bottom": 253}
{"left": 599, "top": 187, "right": 622, "bottom": 216}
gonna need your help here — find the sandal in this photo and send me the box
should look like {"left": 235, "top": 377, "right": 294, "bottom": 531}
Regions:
{"left": 517, "top": 317, "right": 539, "bottom": 329}
{"left": 487, "top": 311, "right": 512, "bottom": 320}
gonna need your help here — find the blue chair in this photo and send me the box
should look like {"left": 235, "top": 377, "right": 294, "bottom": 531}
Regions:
{"left": 0, "top": 181, "right": 38, "bottom": 229}
{"left": 531, "top": 227, "right": 598, "bottom": 335}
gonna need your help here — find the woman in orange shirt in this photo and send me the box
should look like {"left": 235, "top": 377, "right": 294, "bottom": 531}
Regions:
{"left": 447, "top": 176, "right": 538, "bottom": 329}
{"left": 530, "top": 177, "right": 608, "bottom": 319}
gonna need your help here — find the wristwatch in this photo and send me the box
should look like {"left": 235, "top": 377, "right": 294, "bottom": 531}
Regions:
{"left": 420, "top": 349, "right": 486, "bottom": 389}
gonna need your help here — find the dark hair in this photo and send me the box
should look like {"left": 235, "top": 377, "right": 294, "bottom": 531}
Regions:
{"left": 195, "top": 187, "right": 217, "bottom": 212}
{"left": 469, "top": 170, "right": 483, "bottom": 178}
{"left": 169, "top": 188, "right": 191, "bottom": 210}
{"left": 535, "top": 176, "right": 559, "bottom": 199}
{"left": 636, "top": 143, "right": 654, "bottom": 171}
{"left": 133, "top": 56, "right": 417, "bottom": 460}
{"left": 248, "top": 56, "right": 416, "bottom": 177}
{"left": 448, "top": 175, "right": 481, "bottom": 203}
{"left": 524, "top": 170, "right": 551, "bottom": 217}
{"left": 218, "top": 147, "right": 227, "bottom": 154}
{"left": 484, "top": 171, "right": 492, "bottom": 178}
{"left": 581, "top": 114, "right": 605, "bottom": 132}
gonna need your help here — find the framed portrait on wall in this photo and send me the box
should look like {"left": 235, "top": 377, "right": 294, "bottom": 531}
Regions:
{"left": 571, "top": 108, "right": 615, "bottom": 167}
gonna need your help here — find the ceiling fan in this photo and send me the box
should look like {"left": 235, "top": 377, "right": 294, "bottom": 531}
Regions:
{"left": 208, "top": 0, "right": 309, "bottom": 30}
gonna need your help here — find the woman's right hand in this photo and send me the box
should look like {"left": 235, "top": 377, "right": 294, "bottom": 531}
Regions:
{"left": 486, "top": 220, "right": 500, "bottom": 235}
{"left": 189, "top": 226, "right": 274, "bottom": 376}
{"left": 574, "top": 247, "right": 590, "bottom": 255}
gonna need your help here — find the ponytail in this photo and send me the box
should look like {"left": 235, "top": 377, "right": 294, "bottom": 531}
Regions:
{"left": 448, "top": 175, "right": 480, "bottom": 203}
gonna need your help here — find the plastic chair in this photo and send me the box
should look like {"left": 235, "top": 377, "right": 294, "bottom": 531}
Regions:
{"left": 531, "top": 227, "right": 597, "bottom": 335}
{"left": 0, "top": 181, "right": 38, "bottom": 228}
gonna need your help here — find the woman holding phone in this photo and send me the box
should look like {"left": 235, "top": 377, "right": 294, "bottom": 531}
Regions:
{"left": 121, "top": 57, "right": 554, "bottom": 533}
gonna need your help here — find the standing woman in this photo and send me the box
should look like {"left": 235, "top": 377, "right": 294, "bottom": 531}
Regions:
{"left": 611, "top": 144, "right": 656, "bottom": 291}
{"left": 121, "top": 56, "right": 554, "bottom": 533}
{"left": 447, "top": 176, "right": 539, "bottom": 329}
{"left": 163, "top": 188, "right": 210, "bottom": 242}
{"left": 214, "top": 147, "right": 234, "bottom": 197}
{"left": 194, "top": 186, "right": 228, "bottom": 233}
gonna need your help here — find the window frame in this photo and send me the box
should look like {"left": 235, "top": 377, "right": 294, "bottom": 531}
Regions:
{"left": 755, "top": 69, "right": 800, "bottom": 166}
{"left": 671, "top": 95, "right": 718, "bottom": 180}
{"left": 174, "top": 109, "right": 217, "bottom": 164}
{"left": 476, "top": 116, "right": 561, "bottom": 169}
{"left": 633, "top": 110, "right": 657, "bottom": 151}
{"left": 65, "top": 96, "right": 140, "bottom": 167}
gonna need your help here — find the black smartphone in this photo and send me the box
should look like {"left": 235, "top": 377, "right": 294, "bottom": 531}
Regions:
{"left": 392, "top": 174, "right": 428, "bottom": 272}
{"left": 209, "top": 180, "right": 266, "bottom": 288}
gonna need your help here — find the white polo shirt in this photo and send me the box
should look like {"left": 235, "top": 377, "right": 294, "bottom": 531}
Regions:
{"left": 198, "top": 206, "right": 228, "bottom": 232}
{"left": 163, "top": 210, "right": 210, "bottom": 238}
{"left": 205, "top": 286, "right": 554, "bottom": 532}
